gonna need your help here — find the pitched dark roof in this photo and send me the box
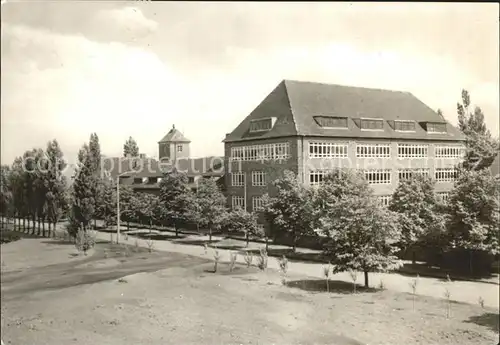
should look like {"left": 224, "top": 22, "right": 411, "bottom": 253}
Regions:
{"left": 158, "top": 125, "right": 191, "bottom": 143}
{"left": 224, "top": 80, "right": 466, "bottom": 143}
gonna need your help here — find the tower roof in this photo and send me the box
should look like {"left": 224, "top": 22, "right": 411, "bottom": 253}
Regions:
{"left": 158, "top": 124, "right": 191, "bottom": 143}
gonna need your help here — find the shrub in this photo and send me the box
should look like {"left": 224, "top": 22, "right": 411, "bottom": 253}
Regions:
{"left": 229, "top": 251, "right": 237, "bottom": 272}
{"left": 478, "top": 296, "right": 485, "bottom": 309}
{"left": 146, "top": 237, "right": 155, "bottom": 253}
{"left": 75, "top": 229, "right": 96, "bottom": 255}
{"left": 244, "top": 251, "right": 253, "bottom": 268}
{"left": 444, "top": 274, "right": 452, "bottom": 319}
{"left": 278, "top": 256, "right": 289, "bottom": 285}
{"left": 257, "top": 248, "right": 268, "bottom": 271}
{"left": 348, "top": 270, "right": 358, "bottom": 293}
{"left": 0, "top": 232, "right": 21, "bottom": 244}
{"left": 409, "top": 274, "right": 419, "bottom": 311}
{"left": 323, "top": 263, "right": 331, "bottom": 292}
{"left": 213, "top": 247, "right": 221, "bottom": 272}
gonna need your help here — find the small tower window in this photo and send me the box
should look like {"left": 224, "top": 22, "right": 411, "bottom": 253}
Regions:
{"left": 177, "top": 145, "right": 183, "bottom": 152}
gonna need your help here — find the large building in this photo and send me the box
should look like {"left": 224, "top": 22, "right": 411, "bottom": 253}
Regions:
{"left": 223, "top": 80, "right": 466, "bottom": 225}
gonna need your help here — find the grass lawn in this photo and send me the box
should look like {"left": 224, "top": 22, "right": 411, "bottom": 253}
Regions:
{"left": 1, "top": 237, "right": 498, "bottom": 345}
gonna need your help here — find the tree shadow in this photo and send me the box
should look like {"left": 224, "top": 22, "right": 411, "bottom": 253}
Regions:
{"left": 285, "top": 279, "right": 378, "bottom": 295}
{"left": 134, "top": 233, "right": 185, "bottom": 241}
{"left": 246, "top": 248, "right": 327, "bottom": 263}
{"left": 465, "top": 312, "right": 499, "bottom": 333}
{"left": 397, "top": 262, "right": 498, "bottom": 284}
{"left": 172, "top": 238, "right": 220, "bottom": 246}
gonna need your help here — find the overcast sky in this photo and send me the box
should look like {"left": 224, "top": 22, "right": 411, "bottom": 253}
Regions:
{"left": 1, "top": 1, "right": 499, "bottom": 165}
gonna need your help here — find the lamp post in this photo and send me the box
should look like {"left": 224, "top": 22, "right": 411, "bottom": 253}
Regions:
{"left": 116, "top": 174, "right": 121, "bottom": 243}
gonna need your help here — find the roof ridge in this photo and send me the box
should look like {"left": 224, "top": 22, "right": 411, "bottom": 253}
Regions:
{"left": 282, "top": 78, "right": 410, "bottom": 94}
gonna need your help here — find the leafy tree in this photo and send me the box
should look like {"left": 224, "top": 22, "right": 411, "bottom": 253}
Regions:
{"left": 69, "top": 143, "right": 96, "bottom": 236}
{"left": 22, "top": 149, "right": 39, "bottom": 233}
{"left": 389, "top": 174, "right": 447, "bottom": 263}
{"left": 263, "top": 170, "right": 316, "bottom": 252}
{"left": 446, "top": 168, "right": 500, "bottom": 273}
{"left": 190, "top": 177, "right": 227, "bottom": 242}
{"left": 9, "top": 157, "right": 26, "bottom": 231}
{"left": 44, "top": 139, "right": 68, "bottom": 236}
{"left": 318, "top": 169, "right": 403, "bottom": 288}
{"left": 159, "top": 170, "right": 193, "bottom": 237}
{"left": 33, "top": 148, "right": 48, "bottom": 236}
{"left": 226, "top": 208, "right": 263, "bottom": 247}
{"left": 123, "top": 136, "right": 140, "bottom": 157}
{"left": 0, "top": 165, "right": 12, "bottom": 228}
{"left": 135, "top": 192, "right": 161, "bottom": 230}
{"left": 456, "top": 90, "right": 499, "bottom": 170}
{"left": 88, "top": 133, "right": 102, "bottom": 229}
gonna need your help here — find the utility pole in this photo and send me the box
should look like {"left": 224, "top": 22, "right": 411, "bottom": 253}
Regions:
{"left": 116, "top": 175, "right": 120, "bottom": 243}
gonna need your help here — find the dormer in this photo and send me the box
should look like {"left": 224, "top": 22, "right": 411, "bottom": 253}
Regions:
{"left": 249, "top": 117, "right": 276, "bottom": 133}
{"left": 389, "top": 120, "right": 416, "bottom": 132}
{"left": 353, "top": 118, "right": 384, "bottom": 131}
{"left": 313, "top": 116, "right": 348, "bottom": 129}
{"left": 425, "top": 122, "right": 447, "bottom": 134}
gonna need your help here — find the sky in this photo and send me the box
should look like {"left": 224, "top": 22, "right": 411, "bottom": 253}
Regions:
{"left": 1, "top": 1, "right": 499, "bottom": 166}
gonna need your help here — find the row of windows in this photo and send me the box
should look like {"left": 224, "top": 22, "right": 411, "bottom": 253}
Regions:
{"left": 230, "top": 143, "right": 290, "bottom": 161}
{"left": 231, "top": 196, "right": 264, "bottom": 212}
{"left": 309, "top": 142, "right": 348, "bottom": 158}
{"left": 231, "top": 172, "right": 267, "bottom": 187}
{"left": 398, "top": 168, "right": 430, "bottom": 181}
{"left": 308, "top": 168, "right": 458, "bottom": 185}
{"left": 436, "top": 192, "right": 450, "bottom": 203}
{"left": 307, "top": 142, "right": 464, "bottom": 159}
{"left": 435, "top": 146, "right": 465, "bottom": 158}
{"left": 378, "top": 195, "right": 392, "bottom": 207}
{"left": 435, "top": 168, "right": 459, "bottom": 182}
{"left": 397, "top": 144, "right": 428, "bottom": 158}
{"left": 364, "top": 169, "right": 392, "bottom": 184}
{"left": 356, "top": 144, "right": 391, "bottom": 158}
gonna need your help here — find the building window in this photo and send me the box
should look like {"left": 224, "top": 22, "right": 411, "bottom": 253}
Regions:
{"left": 133, "top": 178, "right": 142, "bottom": 184}
{"left": 309, "top": 171, "right": 326, "bottom": 186}
{"left": 313, "top": 116, "right": 348, "bottom": 128}
{"left": 398, "top": 168, "right": 430, "bottom": 181}
{"left": 142, "top": 177, "right": 148, "bottom": 183}
{"left": 364, "top": 169, "right": 391, "bottom": 184}
{"left": 360, "top": 119, "right": 384, "bottom": 130}
{"left": 435, "top": 145, "right": 465, "bottom": 158}
{"left": 397, "top": 143, "right": 428, "bottom": 158}
{"left": 309, "top": 142, "right": 348, "bottom": 158}
{"left": 251, "top": 171, "right": 266, "bottom": 186}
{"left": 252, "top": 196, "right": 264, "bottom": 211}
{"left": 232, "top": 196, "right": 245, "bottom": 210}
{"left": 356, "top": 143, "right": 391, "bottom": 158}
{"left": 148, "top": 177, "right": 158, "bottom": 184}
{"left": 377, "top": 195, "right": 392, "bottom": 207}
{"left": 177, "top": 145, "right": 183, "bottom": 152}
{"left": 230, "top": 142, "right": 290, "bottom": 161}
{"left": 394, "top": 120, "right": 416, "bottom": 132}
{"left": 249, "top": 118, "right": 275, "bottom": 132}
{"left": 231, "top": 172, "right": 245, "bottom": 187}
{"left": 435, "top": 168, "right": 458, "bottom": 182}
{"left": 427, "top": 122, "right": 447, "bottom": 133}
{"left": 157, "top": 177, "right": 163, "bottom": 183}
{"left": 436, "top": 192, "right": 450, "bottom": 203}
